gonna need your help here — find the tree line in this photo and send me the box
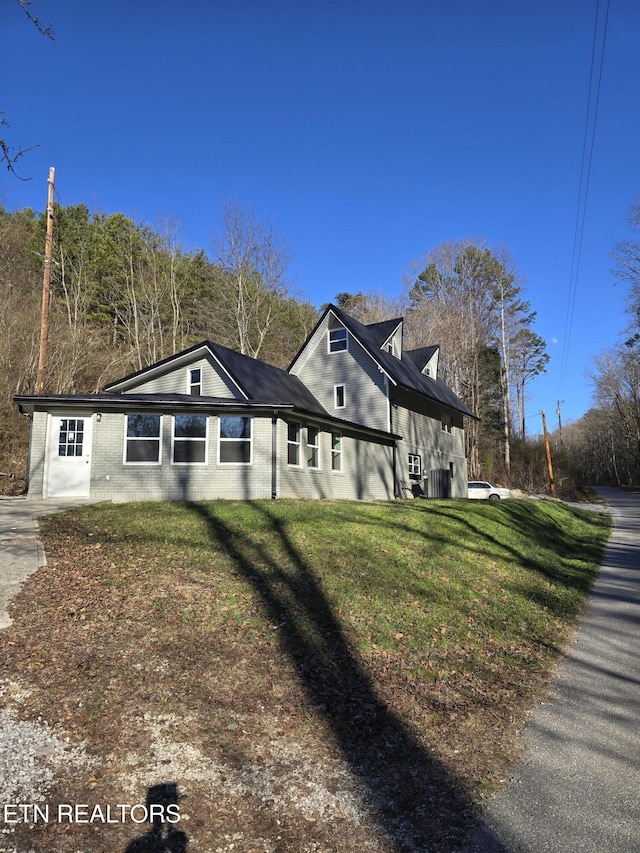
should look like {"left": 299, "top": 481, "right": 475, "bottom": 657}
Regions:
{"left": 0, "top": 199, "right": 551, "bottom": 490}
{"left": 562, "top": 198, "right": 640, "bottom": 487}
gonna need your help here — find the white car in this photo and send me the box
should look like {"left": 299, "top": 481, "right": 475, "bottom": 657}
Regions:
{"left": 467, "top": 481, "right": 511, "bottom": 501}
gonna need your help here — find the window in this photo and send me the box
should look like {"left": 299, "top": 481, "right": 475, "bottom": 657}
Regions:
{"left": 441, "top": 413, "right": 453, "bottom": 434}
{"left": 173, "top": 415, "right": 207, "bottom": 464}
{"left": 408, "top": 454, "right": 422, "bottom": 479}
{"left": 328, "top": 328, "right": 347, "bottom": 353}
{"left": 125, "top": 414, "right": 161, "bottom": 463}
{"left": 219, "top": 416, "right": 252, "bottom": 464}
{"left": 331, "top": 432, "right": 342, "bottom": 472}
{"left": 189, "top": 367, "right": 202, "bottom": 396}
{"left": 58, "top": 419, "right": 84, "bottom": 457}
{"left": 287, "top": 421, "right": 301, "bottom": 465}
{"left": 334, "top": 384, "right": 345, "bottom": 409}
{"left": 307, "top": 426, "right": 320, "bottom": 469}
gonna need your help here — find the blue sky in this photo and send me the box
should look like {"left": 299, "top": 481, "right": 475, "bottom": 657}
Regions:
{"left": 2, "top": 0, "right": 639, "bottom": 429}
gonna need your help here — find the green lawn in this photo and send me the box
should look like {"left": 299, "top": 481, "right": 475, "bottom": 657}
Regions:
{"left": 2, "top": 497, "right": 610, "bottom": 853}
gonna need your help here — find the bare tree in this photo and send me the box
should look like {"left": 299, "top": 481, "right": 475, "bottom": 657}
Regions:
{"left": 2, "top": 1, "right": 54, "bottom": 177}
{"left": 209, "top": 201, "right": 293, "bottom": 359}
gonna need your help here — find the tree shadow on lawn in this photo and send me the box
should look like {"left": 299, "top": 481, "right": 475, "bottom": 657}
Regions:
{"left": 393, "top": 500, "right": 608, "bottom": 594}
{"left": 187, "top": 500, "right": 505, "bottom": 852}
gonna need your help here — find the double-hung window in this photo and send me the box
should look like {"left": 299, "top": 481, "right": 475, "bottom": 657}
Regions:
{"left": 219, "top": 416, "right": 252, "bottom": 463}
{"left": 441, "top": 413, "right": 453, "bottom": 434}
{"left": 173, "top": 415, "right": 207, "bottom": 464}
{"left": 189, "top": 367, "right": 202, "bottom": 396}
{"left": 287, "top": 421, "right": 301, "bottom": 466}
{"left": 307, "top": 426, "right": 320, "bottom": 469}
{"left": 328, "top": 328, "right": 347, "bottom": 353}
{"left": 125, "top": 414, "right": 162, "bottom": 463}
{"left": 331, "top": 432, "right": 342, "bottom": 472}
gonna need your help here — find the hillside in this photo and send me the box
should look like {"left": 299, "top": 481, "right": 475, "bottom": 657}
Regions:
{"left": 0, "top": 498, "right": 610, "bottom": 853}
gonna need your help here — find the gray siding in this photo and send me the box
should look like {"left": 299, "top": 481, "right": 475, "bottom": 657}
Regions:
{"left": 27, "top": 410, "right": 396, "bottom": 502}
{"left": 88, "top": 412, "right": 272, "bottom": 501}
{"left": 127, "top": 355, "right": 242, "bottom": 398}
{"left": 293, "top": 324, "right": 390, "bottom": 432}
{"left": 276, "top": 418, "right": 394, "bottom": 501}
{"left": 26, "top": 410, "right": 48, "bottom": 498}
{"left": 393, "top": 403, "right": 467, "bottom": 498}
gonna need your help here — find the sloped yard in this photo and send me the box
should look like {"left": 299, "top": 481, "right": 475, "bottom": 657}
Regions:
{"left": 0, "top": 498, "right": 610, "bottom": 852}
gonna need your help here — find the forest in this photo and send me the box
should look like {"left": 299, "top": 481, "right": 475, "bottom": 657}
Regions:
{"left": 2, "top": 195, "right": 638, "bottom": 496}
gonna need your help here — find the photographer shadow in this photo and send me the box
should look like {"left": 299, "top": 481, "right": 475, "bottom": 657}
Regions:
{"left": 124, "top": 783, "right": 188, "bottom": 853}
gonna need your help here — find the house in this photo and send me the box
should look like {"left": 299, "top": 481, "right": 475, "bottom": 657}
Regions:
{"left": 14, "top": 305, "right": 477, "bottom": 503}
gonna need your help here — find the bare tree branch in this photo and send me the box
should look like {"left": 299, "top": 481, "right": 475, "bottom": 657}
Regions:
{"left": 1, "top": 1, "right": 54, "bottom": 177}
{"left": 16, "top": 0, "right": 54, "bottom": 39}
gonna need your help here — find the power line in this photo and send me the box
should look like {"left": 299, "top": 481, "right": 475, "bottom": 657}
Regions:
{"left": 558, "top": 0, "right": 610, "bottom": 397}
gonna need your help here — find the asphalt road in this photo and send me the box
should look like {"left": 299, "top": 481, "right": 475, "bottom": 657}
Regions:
{"left": 461, "top": 487, "right": 640, "bottom": 853}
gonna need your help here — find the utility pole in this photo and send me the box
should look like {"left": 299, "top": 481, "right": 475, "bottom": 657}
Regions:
{"left": 556, "top": 400, "right": 564, "bottom": 447}
{"left": 36, "top": 166, "right": 55, "bottom": 394}
{"left": 541, "top": 409, "right": 556, "bottom": 497}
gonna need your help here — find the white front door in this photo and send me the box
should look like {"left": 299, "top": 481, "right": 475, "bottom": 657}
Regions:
{"left": 46, "top": 415, "right": 93, "bottom": 497}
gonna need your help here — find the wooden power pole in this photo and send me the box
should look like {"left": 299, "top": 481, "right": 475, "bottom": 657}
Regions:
{"left": 36, "top": 166, "right": 55, "bottom": 394}
{"left": 541, "top": 409, "right": 556, "bottom": 497}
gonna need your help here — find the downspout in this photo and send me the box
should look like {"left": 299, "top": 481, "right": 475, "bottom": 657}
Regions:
{"left": 271, "top": 410, "right": 278, "bottom": 499}
{"left": 389, "top": 400, "right": 398, "bottom": 499}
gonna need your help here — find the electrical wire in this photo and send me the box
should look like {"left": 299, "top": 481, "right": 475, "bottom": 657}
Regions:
{"left": 558, "top": 0, "right": 610, "bottom": 397}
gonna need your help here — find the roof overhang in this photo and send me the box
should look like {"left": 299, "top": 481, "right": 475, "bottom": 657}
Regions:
{"left": 14, "top": 394, "right": 402, "bottom": 443}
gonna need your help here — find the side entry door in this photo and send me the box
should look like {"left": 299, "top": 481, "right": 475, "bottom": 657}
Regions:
{"left": 46, "top": 415, "right": 93, "bottom": 497}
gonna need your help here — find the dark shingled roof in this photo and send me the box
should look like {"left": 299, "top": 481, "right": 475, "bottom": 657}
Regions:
{"left": 362, "top": 317, "right": 403, "bottom": 348}
{"left": 207, "top": 342, "right": 329, "bottom": 416}
{"left": 403, "top": 346, "right": 439, "bottom": 372}
{"left": 327, "top": 306, "right": 477, "bottom": 419}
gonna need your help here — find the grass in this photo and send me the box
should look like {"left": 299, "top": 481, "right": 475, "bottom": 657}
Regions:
{"left": 0, "top": 498, "right": 610, "bottom": 853}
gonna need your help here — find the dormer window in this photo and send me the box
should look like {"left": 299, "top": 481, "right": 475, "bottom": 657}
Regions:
{"left": 382, "top": 327, "right": 402, "bottom": 359}
{"left": 189, "top": 367, "right": 202, "bottom": 396}
{"left": 328, "top": 328, "right": 347, "bottom": 353}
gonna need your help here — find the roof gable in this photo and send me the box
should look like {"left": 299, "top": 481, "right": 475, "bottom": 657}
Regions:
{"left": 303, "top": 305, "right": 476, "bottom": 419}
{"left": 105, "top": 341, "right": 328, "bottom": 417}
{"left": 104, "top": 343, "right": 246, "bottom": 399}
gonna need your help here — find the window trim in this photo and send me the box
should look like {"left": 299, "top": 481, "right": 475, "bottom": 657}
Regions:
{"left": 171, "top": 414, "right": 208, "bottom": 465}
{"left": 218, "top": 415, "right": 253, "bottom": 465}
{"left": 124, "top": 413, "right": 163, "bottom": 465}
{"left": 287, "top": 420, "right": 301, "bottom": 467}
{"left": 306, "top": 425, "right": 320, "bottom": 469}
{"left": 441, "top": 413, "right": 453, "bottom": 434}
{"left": 189, "top": 366, "right": 202, "bottom": 396}
{"left": 334, "top": 384, "right": 345, "bottom": 409}
{"left": 408, "top": 453, "right": 422, "bottom": 479}
{"left": 331, "top": 432, "right": 343, "bottom": 472}
{"left": 328, "top": 327, "right": 348, "bottom": 353}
